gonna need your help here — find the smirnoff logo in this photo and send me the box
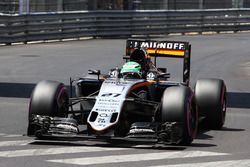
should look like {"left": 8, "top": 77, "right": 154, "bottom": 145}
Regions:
{"left": 128, "top": 41, "right": 186, "bottom": 50}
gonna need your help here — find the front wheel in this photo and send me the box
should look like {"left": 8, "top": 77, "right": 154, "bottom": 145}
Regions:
{"left": 161, "top": 86, "right": 198, "bottom": 145}
{"left": 27, "top": 80, "right": 69, "bottom": 136}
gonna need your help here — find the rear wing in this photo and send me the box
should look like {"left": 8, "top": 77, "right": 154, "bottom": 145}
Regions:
{"left": 125, "top": 39, "right": 191, "bottom": 85}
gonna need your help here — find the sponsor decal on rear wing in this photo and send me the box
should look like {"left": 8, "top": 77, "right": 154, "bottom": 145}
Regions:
{"left": 125, "top": 39, "right": 191, "bottom": 86}
{"left": 126, "top": 40, "right": 189, "bottom": 58}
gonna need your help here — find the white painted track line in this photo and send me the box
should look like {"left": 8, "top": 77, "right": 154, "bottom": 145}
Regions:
{"left": 0, "top": 140, "right": 32, "bottom": 147}
{"left": 149, "top": 159, "right": 250, "bottom": 167}
{"left": 0, "top": 146, "right": 128, "bottom": 157}
{"left": 47, "top": 151, "right": 228, "bottom": 166}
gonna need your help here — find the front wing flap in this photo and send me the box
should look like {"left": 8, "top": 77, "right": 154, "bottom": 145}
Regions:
{"left": 29, "top": 115, "right": 183, "bottom": 145}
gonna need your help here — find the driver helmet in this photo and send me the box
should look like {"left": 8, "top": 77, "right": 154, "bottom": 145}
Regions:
{"left": 121, "top": 61, "right": 142, "bottom": 79}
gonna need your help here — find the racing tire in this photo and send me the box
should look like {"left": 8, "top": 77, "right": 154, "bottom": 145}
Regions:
{"left": 29, "top": 80, "right": 69, "bottom": 117}
{"left": 28, "top": 80, "right": 69, "bottom": 136}
{"left": 195, "top": 79, "right": 227, "bottom": 130}
{"left": 161, "top": 86, "right": 198, "bottom": 145}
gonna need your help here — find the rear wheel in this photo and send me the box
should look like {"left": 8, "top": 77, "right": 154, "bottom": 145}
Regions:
{"left": 161, "top": 86, "right": 198, "bottom": 145}
{"left": 27, "top": 80, "right": 69, "bottom": 136}
{"left": 195, "top": 79, "right": 227, "bottom": 129}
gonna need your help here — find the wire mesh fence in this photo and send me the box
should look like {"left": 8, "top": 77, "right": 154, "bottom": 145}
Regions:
{"left": 0, "top": 0, "right": 250, "bottom": 14}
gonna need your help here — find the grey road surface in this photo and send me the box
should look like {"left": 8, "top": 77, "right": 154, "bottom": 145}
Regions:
{"left": 0, "top": 33, "right": 250, "bottom": 167}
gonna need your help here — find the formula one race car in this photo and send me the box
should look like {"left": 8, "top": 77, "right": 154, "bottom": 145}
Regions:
{"left": 27, "top": 39, "right": 227, "bottom": 145}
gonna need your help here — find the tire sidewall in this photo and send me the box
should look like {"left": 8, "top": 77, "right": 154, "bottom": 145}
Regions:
{"left": 161, "top": 86, "right": 197, "bottom": 145}
{"left": 195, "top": 79, "right": 227, "bottom": 129}
{"left": 29, "top": 80, "right": 69, "bottom": 117}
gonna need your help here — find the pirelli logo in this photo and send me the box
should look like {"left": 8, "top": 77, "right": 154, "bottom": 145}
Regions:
{"left": 126, "top": 40, "right": 189, "bottom": 57}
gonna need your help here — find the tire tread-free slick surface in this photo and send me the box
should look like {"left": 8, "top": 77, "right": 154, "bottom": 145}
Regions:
{"left": 195, "top": 79, "right": 227, "bottom": 130}
{"left": 161, "top": 86, "right": 198, "bottom": 145}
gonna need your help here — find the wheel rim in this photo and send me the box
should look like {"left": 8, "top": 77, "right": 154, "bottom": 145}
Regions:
{"left": 56, "top": 86, "right": 69, "bottom": 114}
{"left": 187, "top": 102, "right": 197, "bottom": 139}
{"left": 221, "top": 96, "right": 226, "bottom": 125}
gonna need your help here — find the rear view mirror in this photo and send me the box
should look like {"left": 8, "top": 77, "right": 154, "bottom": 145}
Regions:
{"left": 88, "top": 69, "right": 101, "bottom": 80}
{"left": 157, "top": 67, "right": 167, "bottom": 73}
{"left": 88, "top": 69, "right": 101, "bottom": 75}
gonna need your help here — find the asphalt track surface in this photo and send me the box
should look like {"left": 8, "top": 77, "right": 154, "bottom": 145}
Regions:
{"left": 0, "top": 33, "right": 250, "bottom": 167}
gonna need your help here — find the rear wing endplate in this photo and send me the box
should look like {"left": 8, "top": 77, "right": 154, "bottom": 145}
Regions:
{"left": 125, "top": 39, "right": 191, "bottom": 86}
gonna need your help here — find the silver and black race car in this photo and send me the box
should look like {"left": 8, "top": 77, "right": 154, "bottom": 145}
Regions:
{"left": 27, "top": 39, "right": 227, "bottom": 145}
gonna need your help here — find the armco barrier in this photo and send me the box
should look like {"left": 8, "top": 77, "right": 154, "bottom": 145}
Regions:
{"left": 1, "top": 9, "right": 250, "bottom": 45}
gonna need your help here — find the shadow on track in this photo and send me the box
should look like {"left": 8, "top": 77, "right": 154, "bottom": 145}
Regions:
{"left": 0, "top": 82, "right": 35, "bottom": 98}
{"left": 219, "top": 127, "right": 245, "bottom": 132}
{"left": 29, "top": 138, "right": 217, "bottom": 149}
{"left": 227, "top": 92, "right": 250, "bottom": 109}
{"left": 0, "top": 82, "right": 249, "bottom": 109}
{"left": 29, "top": 140, "right": 187, "bottom": 150}
{"left": 0, "top": 82, "right": 73, "bottom": 98}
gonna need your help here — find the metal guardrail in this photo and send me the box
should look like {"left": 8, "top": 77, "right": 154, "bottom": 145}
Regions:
{"left": 1, "top": 9, "right": 250, "bottom": 45}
